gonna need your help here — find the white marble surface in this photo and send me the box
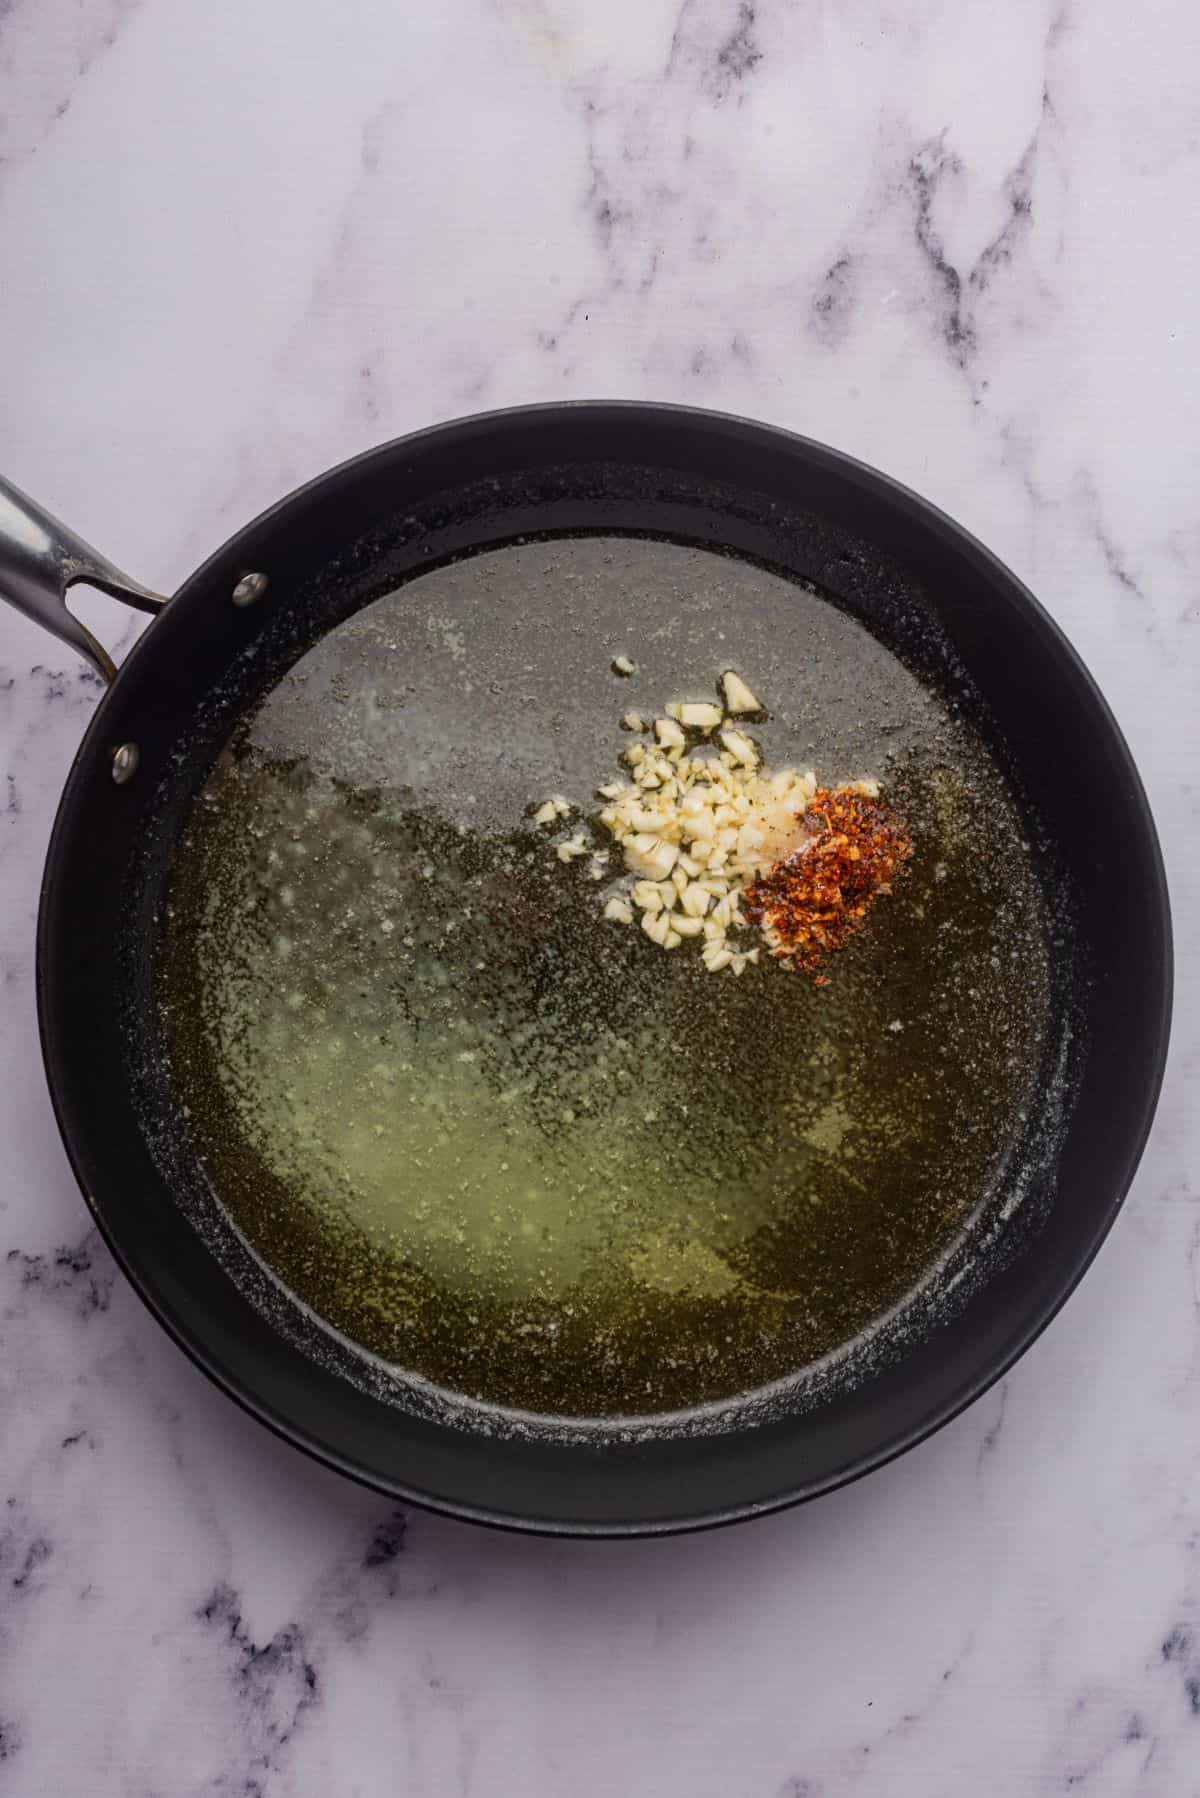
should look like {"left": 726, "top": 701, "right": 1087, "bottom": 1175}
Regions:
{"left": 1, "top": 0, "right": 1197, "bottom": 1790}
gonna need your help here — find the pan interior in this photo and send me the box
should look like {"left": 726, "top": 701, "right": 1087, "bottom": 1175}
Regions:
{"left": 152, "top": 532, "right": 1068, "bottom": 1427}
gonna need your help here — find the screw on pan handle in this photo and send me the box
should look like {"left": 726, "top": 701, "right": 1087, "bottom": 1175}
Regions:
{"left": 0, "top": 474, "right": 167, "bottom": 684}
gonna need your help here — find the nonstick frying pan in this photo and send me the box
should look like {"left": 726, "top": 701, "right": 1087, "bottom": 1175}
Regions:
{"left": 0, "top": 404, "right": 1171, "bottom": 1535}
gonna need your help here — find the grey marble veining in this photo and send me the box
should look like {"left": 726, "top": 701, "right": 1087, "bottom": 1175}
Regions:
{"left": 1, "top": 0, "right": 1197, "bottom": 1792}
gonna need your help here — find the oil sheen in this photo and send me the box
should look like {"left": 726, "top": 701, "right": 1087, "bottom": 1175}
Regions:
{"left": 156, "top": 536, "right": 1053, "bottom": 1418}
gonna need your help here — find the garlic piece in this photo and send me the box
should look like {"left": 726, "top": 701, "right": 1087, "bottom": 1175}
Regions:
{"left": 720, "top": 670, "right": 762, "bottom": 715}
{"left": 533, "top": 800, "right": 558, "bottom": 825}
{"left": 654, "top": 717, "right": 686, "bottom": 751}
{"left": 719, "top": 728, "right": 759, "bottom": 767}
{"left": 641, "top": 909, "right": 671, "bottom": 945}
{"left": 675, "top": 701, "right": 723, "bottom": 731}
{"left": 612, "top": 654, "right": 636, "bottom": 676}
{"left": 604, "top": 897, "right": 634, "bottom": 924}
{"left": 621, "top": 711, "right": 646, "bottom": 732}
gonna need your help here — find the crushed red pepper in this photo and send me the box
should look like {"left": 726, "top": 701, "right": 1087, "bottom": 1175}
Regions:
{"left": 743, "top": 786, "right": 912, "bottom": 975}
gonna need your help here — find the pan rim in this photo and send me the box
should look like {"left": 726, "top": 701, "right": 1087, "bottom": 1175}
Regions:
{"left": 35, "top": 400, "right": 1174, "bottom": 1535}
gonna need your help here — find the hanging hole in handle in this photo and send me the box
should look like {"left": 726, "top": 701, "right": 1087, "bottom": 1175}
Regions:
{"left": 63, "top": 582, "right": 155, "bottom": 681}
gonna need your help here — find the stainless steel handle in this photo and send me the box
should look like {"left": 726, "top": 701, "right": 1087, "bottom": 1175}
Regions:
{"left": 0, "top": 475, "right": 167, "bottom": 683}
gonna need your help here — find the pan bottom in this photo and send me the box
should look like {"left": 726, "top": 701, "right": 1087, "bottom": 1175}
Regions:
{"left": 153, "top": 534, "right": 1066, "bottom": 1424}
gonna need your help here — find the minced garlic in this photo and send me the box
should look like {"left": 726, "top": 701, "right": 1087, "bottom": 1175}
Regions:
{"left": 539, "top": 667, "right": 891, "bottom": 976}
{"left": 591, "top": 675, "right": 818, "bottom": 972}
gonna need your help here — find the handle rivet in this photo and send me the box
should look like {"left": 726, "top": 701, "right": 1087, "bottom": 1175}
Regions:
{"left": 232, "top": 571, "right": 268, "bottom": 608}
{"left": 111, "top": 743, "right": 140, "bottom": 785}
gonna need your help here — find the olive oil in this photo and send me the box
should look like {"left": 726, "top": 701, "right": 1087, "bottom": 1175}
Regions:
{"left": 157, "top": 536, "right": 1059, "bottom": 1418}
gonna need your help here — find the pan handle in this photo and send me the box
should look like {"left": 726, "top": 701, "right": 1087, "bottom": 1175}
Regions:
{"left": 0, "top": 474, "right": 167, "bottom": 683}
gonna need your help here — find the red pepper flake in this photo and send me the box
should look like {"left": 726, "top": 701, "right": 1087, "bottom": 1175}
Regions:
{"left": 743, "top": 787, "right": 912, "bottom": 976}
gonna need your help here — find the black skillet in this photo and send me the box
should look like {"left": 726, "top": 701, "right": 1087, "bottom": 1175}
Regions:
{"left": 0, "top": 404, "right": 1171, "bottom": 1534}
